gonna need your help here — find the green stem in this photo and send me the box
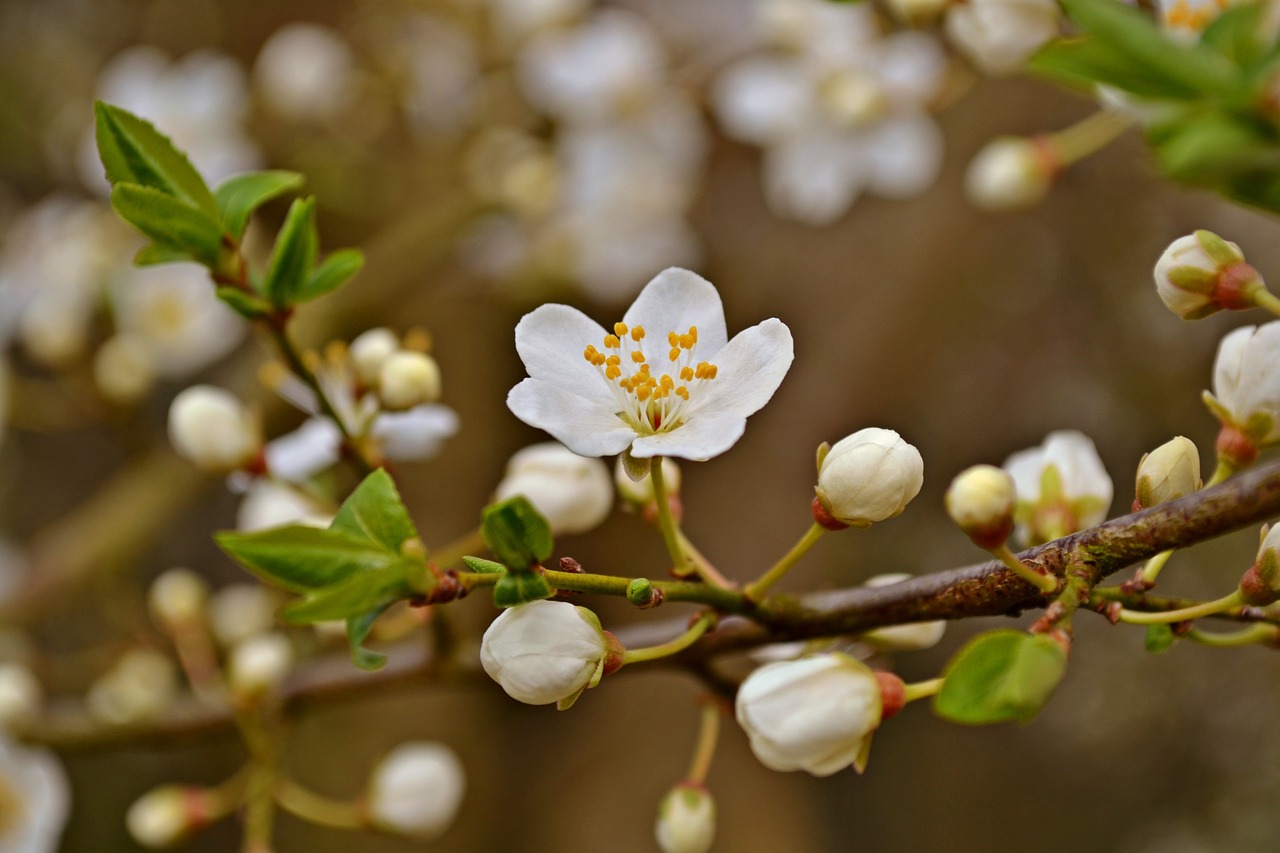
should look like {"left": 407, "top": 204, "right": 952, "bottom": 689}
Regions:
{"left": 675, "top": 530, "right": 732, "bottom": 588}
{"left": 1047, "top": 109, "right": 1133, "bottom": 165}
{"left": 621, "top": 614, "right": 716, "bottom": 665}
{"left": 1186, "top": 624, "right": 1279, "bottom": 648}
{"left": 1137, "top": 550, "right": 1174, "bottom": 587}
{"left": 273, "top": 780, "right": 365, "bottom": 831}
{"left": 1207, "top": 458, "right": 1235, "bottom": 487}
{"left": 992, "top": 543, "right": 1059, "bottom": 594}
{"left": 650, "top": 458, "right": 713, "bottom": 585}
{"left": 901, "top": 677, "right": 945, "bottom": 704}
{"left": 745, "top": 523, "right": 826, "bottom": 602}
{"left": 459, "top": 568, "right": 747, "bottom": 612}
{"left": 686, "top": 703, "right": 721, "bottom": 785}
{"left": 1253, "top": 289, "right": 1280, "bottom": 319}
{"left": 1116, "top": 590, "right": 1245, "bottom": 625}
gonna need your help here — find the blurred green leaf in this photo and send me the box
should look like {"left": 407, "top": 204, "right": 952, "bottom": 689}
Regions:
{"left": 1145, "top": 624, "right": 1176, "bottom": 654}
{"left": 481, "top": 497, "right": 554, "bottom": 571}
{"left": 214, "top": 287, "right": 272, "bottom": 319}
{"left": 134, "top": 242, "right": 201, "bottom": 267}
{"left": 1201, "top": 3, "right": 1269, "bottom": 70}
{"left": 293, "top": 248, "right": 364, "bottom": 304}
{"left": 461, "top": 556, "right": 507, "bottom": 574}
{"left": 330, "top": 469, "right": 420, "bottom": 554}
{"left": 282, "top": 564, "right": 412, "bottom": 623}
{"left": 346, "top": 606, "right": 391, "bottom": 671}
{"left": 1030, "top": 36, "right": 1203, "bottom": 99}
{"left": 94, "top": 102, "right": 219, "bottom": 216}
{"left": 214, "top": 170, "right": 305, "bottom": 241}
{"left": 216, "top": 526, "right": 402, "bottom": 594}
{"left": 110, "top": 183, "right": 224, "bottom": 267}
{"left": 934, "top": 630, "right": 1068, "bottom": 725}
{"left": 262, "top": 197, "right": 318, "bottom": 308}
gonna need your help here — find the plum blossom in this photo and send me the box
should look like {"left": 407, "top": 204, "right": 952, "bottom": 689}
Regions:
{"left": 1204, "top": 322, "right": 1280, "bottom": 453}
{"left": 366, "top": 742, "right": 466, "bottom": 841}
{"left": 507, "top": 268, "right": 793, "bottom": 461}
{"left": 1003, "top": 430, "right": 1113, "bottom": 545}
{"left": 712, "top": 0, "right": 946, "bottom": 225}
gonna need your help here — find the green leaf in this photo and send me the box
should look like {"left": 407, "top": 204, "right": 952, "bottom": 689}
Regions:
{"left": 461, "top": 556, "right": 507, "bottom": 574}
{"left": 1151, "top": 112, "right": 1280, "bottom": 183}
{"left": 481, "top": 496, "right": 554, "bottom": 571}
{"left": 346, "top": 607, "right": 391, "bottom": 671}
{"left": 1145, "top": 624, "right": 1176, "bottom": 654}
{"left": 133, "top": 243, "right": 201, "bottom": 267}
{"left": 110, "top": 184, "right": 225, "bottom": 267}
{"left": 213, "top": 170, "right": 305, "bottom": 241}
{"left": 262, "top": 197, "right": 318, "bottom": 308}
{"left": 493, "top": 572, "right": 554, "bottom": 608}
{"left": 1201, "top": 3, "right": 1269, "bottom": 70}
{"left": 292, "top": 248, "right": 364, "bottom": 303}
{"left": 215, "top": 287, "right": 273, "bottom": 319}
{"left": 282, "top": 564, "right": 411, "bottom": 623}
{"left": 330, "top": 469, "right": 420, "bottom": 554}
{"left": 934, "top": 630, "right": 1068, "bottom": 725}
{"left": 1057, "top": 0, "right": 1238, "bottom": 96}
{"left": 216, "top": 526, "right": 402, "bottom": 594}
{"left": 1029, "top": 36, "right": 1203, "bottom": 99}
{"left": 93, "top": 102, "right": 218, "bottom": 216}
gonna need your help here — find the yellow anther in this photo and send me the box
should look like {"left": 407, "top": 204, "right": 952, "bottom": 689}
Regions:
{"left": 604, "top": 334, "right": 620, "bottom": 349}
{"left": 679, "top": 366, "right": 694, "bottom": 381}
{"left": 606, "top": 354, "right": 621, "bottom": 366}
{"left": 636, "top": 384, "right": 652, "bottom": 401}
{"left": 631, "top": 351, "right": 646, "bottom": 363}
{"left": 631, "top": 326, "right": 645, "bottom": 341}
{"left": 707, "top": 364, "right": 718, "bottom": 379}
{"left": 694, "top": 363, "right": 708, "bottom": 379}
{"left": 614, "top": 322, "right": 628, "bottom": 337}
{"left": 675, "top": 386, "right": 690, "bottom": 400}
{"left": 638, "top": 363, "right": 651, "bottom": 376}
{"left": 660, "top": 374, "right": 674, "bottom": 389}
{"left": 606, "top": 365, "right": 621, "bottom": 380}
{"left": 689, "top": 326, "right": 698, "bottom": 343}
{"left": 669, "top": 348, "right": 680, "bottom": 361}
{"left": 668, "top": 331, "right": 679, "bottom": 347}
{"left": 679, "top": 333, "right": 694, "bottom": 350}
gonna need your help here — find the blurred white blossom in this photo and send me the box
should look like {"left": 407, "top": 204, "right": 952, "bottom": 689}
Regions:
{"left": 0, "top": 737, "right": 67, "bottom": 852}
{"left": 255, "top": 23, "right": 357, "bottom": 122}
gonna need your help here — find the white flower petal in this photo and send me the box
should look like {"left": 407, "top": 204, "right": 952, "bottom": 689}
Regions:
{"left": 372, "top": 405, "right": 459, "bottom": 462}
{"left": 690, "top": 318, "right": 794, "bottom": 419}
{"left": 863, "top": 114, "right": 944, "bottom": 198}
{"left": 764, "top": 131, "right": 864, "bottom": 226}
{"left": 515, "top": 303, "right": 610, "bottom": 393}
{"left": 507, "top": 379, "right": 638, "bottom": 457}
{"left": 712, "top": 57, "right": 815, "bottom": 144}
{"left": 622, "top": 268, "right": 729, "bottom": 356}
{"left": 265, "top": 417, "right": 342, "bottom": 482}
{"left": 631, "top": 414, "right": 747, "bottom": 461}
{"left": 1212, "top": 325, "right": 1253, "bottom": 413}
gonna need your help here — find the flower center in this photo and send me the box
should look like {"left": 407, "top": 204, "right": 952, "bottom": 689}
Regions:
{"left": 583, "top": 322, "right": 717, "bottom": 434}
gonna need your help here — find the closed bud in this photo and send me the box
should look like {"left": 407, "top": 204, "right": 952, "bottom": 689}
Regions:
{"left": 1134, "top": 436, "right": 1201, "bottom": 510}
{"left": 227, "top": 633, "right": 294, "bottom": 699}
{"left": 87, "top": 649, "right": 178, "bottom": 725}
{"left": 365, "top": 742, "right": 466, "bottom": 841}
{"left": 147, "top": 568, "right": 209, "bottom": 631}
{"left": 735, "top": 653, "right": 884, "bottom": 776}
{"left": 1248, "top": 524, "right": 1280, "bottom": 602}
{"left": 349, "top": 328, "right": 401, "bottom": 387}
{"left": 207, "top": 584, "right": 279, "bottom": 648}
{"left": 0, "top": 663, "right": 42, "bottom": 728}
{"left": 480, "top": 600, "right": 608, "bottom": 709}
{"left": 860, "top": 574, "right": 947, "bottom": 651}
{"left": 946, "top": 0, "right": 1060, "bottom": 75}
{"left": 965, "top": 136, "right": 1054, "bottom": 211}
{"left": 126, "top": 786, "right": 210, "bottom": 849}
{"left": 94, "top": 335, "right": 155, "bottom": 404}
{"left": 495, "top": 443, "right": 613, "bottom": 535}
{"left": 167, "top": 386, "right": 261, "bottom": 473}
{"left": 615, "top": 456, "right": 681, "bottom": 506}
{"left": 655, "top": 783, "right": 716, "bottom": 853}
{"left": 1153, "top": 231, "right": 1264, "bottom": 320}
{"left": 945, "top": 464, "right": 1016, "bottom": 549}
{"left": 1204, "top": 322, "right": 1280, "bottom": 452}
{"left": 815, "top": 428, "right": 924, "bottom": 529}
{"left": 377, "top": 351, "right": 442, "bottom": 410}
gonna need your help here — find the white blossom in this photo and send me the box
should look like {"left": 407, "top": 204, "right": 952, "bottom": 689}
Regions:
{"left": 93, "top": 335, "right": 155, "bottom": 404}
{"left": 349, "top": 328, "right": 401, "bottom": 386}
{"left": 254, "top": 23, "right": 356, "bottom": 122}
{"left": 168, "top": 386, "right": 261, "bottom": 473}
{"left": 1003, "top": 430, "right": 1113, "bottom": 545}
{"left": 0, "top": 737, "right": 68, "bottom": 852}
{"left": 945, "top": 0, "right": 1060, "bottom": 75}
{"left": 655, "top": 783, "right": 716, "bottom": 853}
{"left": 1204, "top": 321, "right": 1280, "bottom": 448}
{"left": 815, "top": 428, "right": 923, "bottom": 527}
{"left": 1134, "top": 436, "right": 1201, "bottom": 510}
{"left": 1155, "top": 0, "right": 1239, "bottom": 42}
{"left": 736, "top": 653, "right": 883, "bottom": 776}
{"left": 236, "top": 479, "right": 334, "bottom": 532}
{"left": 508, "top": 268, "right": 793, "bottom": 461}
{"left": 377, "top": 351, "right": 443, "bottom": 410}
{"left": 366, "top": 742, "right": 466, "bottom": 841}
{"left": 495, "top": 443, "right": 614, "bottom": 535}
{"left": 480, "top": 600, "right": 608, "bottom": 708}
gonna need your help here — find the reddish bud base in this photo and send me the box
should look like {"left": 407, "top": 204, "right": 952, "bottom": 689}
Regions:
{"left": 811, "top": 497, "right": 849, "bottom": 532}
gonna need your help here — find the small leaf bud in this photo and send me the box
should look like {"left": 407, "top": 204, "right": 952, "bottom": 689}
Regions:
{"left": 147, "top": 568, "right": 210, "bottom": 631}
{"left": 227, "top": 633, "right": 294, "bottom": 699}
{"left": 964, "top": 136, "right": 1054, "bottom": 211}
{"left": 348, "top": 327, "right": 400, "bottom": 387}
{"left": 365, "top": 742, "right": 466, "bottom": 841}
{"left": 1154, "top": 231, "right": 1264, "bottom": 320}
{"left": 814, "top": 428, "right": 924, "bottom": 529}
{"left": 377, "top": 350, "right": 442, "bottom": 410}
{"left": 1133, "top": 436, "right": 1201, "bottom": 510}
{"left": 167, "top": 386, "right": 262, "bottom": 473}
{"left": 655, "top": 783, "right": 716, "bottom": 853}
{"left": 626, "top": 577, "right": 663, "bottom": 608}
{"left": 945, "top": 464, "right": 1016, "bottom": 549}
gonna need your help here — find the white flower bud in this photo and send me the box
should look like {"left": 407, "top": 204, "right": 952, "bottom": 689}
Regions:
{"left": 126, "top": 786, "right": 204, "bottom": 849}
{"left": 735, "top": 653, "right": 883, "bottom": 776}
{"left": 480, "top": 600, "right": 608, "bottom": 708}
{"left": 207, "top": 584, "right": 279, "bottom": 648}
{"left": 94, "top": 335, "right": 155, "bottom": 404}
{"left": 0, "top": 664, "right": 42, "bottom": 727}
{"left": 945, "top": 464, "right": 1016, "bottom": 549}
{"left": 1205, "top": 321, "right": 1280, "bottom": 454}
{"left": 349, "top": 328, "right": 401, "bottom": 387}
{"left": 495, "top": 443, "right": 613, "bottom": 535}
{"left": 614, "top": 456, "right": 681, "bottom": 506}
{"left": 18, "top": 291, "right": 90, "bottom": 367}
{"left": 377, "top": 351, "right": 443, "bottom": 410}
{"left": 87, "top": 649, "right": 178, "bottom": 725}
{"left": 815, "top": 428, "right": 924, "bottom": 528}
{"left": 227, "top": 633, "right": 294, "bottom": 698}
{"left": 946, "top": 0, "right": 1060, "bottom": 75}
{"left": 1134, "top": 436, "right": 1201, "bottom": 510}
{"left": 859, "top": 574, "right": 947, "bottom": 652}
{"left": 1153, "top": 231, "right": 1262, "bottom": 320}
{"left": 1003, "top": 430, "right": 1113, "bottom": 545}
{"left": 148, "top": 568, "right": 209, "bottom": 630}
{"left": 366, "top": 742, "right": 466, "bottom": 841}
{"left": 964, "top": 136, "right": 1053, "bottom": 211}
{"left": 655, "top": 783, "right": 716, "bottom": 853}
{"left": 254, "top": 23, "right": 355, "bottom": 122}
{"left": 1243, "top": 524, "right": 1280, "bottom": 604}
{"left": 167, "top": 386, "right": 261, "bottom": 473}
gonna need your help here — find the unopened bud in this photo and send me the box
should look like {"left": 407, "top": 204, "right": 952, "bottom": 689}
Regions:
{"left": 615, "top": 456, "right": 681, "bottom": 507}
{"left": 148, "top": 568, "right": 209, "bottom": 631}
{"left": 227, "top": 633, "right": 294, "bottom": 699}
{"left": 168, "top": 386, "right": 261, "bottom": 473}
{"left": 207, "top": 584, "right": 279, "bottom": 648}
{"left": 87, "top": 649, "right": 178, "bottom": 724}
{"left": 94, "top": 335, "right": 155, "bottom": 404}
{"left": 945, "top": 464, "right": 1016, "bottom": 549}
{"left": 1242, "top": 524, "right": 1280, "bottom": 605}
{"left": 655, "top": 782, "right": 716, "bottom": 853}
{"left": 965, "top": 136, "right": 1054, "bottom": 211}
{"left": 814, "top": 428, "right": 924, "bottom": 529}
{"left": 0, "top": 663, "right": 42, "bottom": 728}
{"left": 349, "top": 328, "right": 400, "bottom": 386}
{"left": 126, "top": 786, "right": 211, "bottom": 849}
{"left": 365, "top": 742, "right": 466, "bottom": 841}
{"left": 1134, "top": 436, "right": 1201, "bottom": 510}
{"left": 378, "top": 351, "right": 442, "bottom": 410}
{"left": 495, "top": 443, "right": 613, "bottom": 535}
{"left": 1153, "top": 231, "right": 1264, "bottom": 320}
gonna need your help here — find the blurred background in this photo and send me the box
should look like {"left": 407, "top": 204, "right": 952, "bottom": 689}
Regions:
{"left": 2, "top": 0, "right": 1280, "bottom": 850}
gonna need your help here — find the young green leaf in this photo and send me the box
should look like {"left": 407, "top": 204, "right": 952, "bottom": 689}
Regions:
{"left": 493, "top": 572, "right": 554, "bottom": 608}
{"left": 213, "top": 170, "right": 305, "bottom": 241}
{"left": 330, "top": 469, "right": 420, "bottom": 554}
{"left": 1201, "top": 3, "right": 1269, "bottom": 70}
{"left": 134, "top": 243, "right": 201, "bottom": 267}
{"left": 481, "top": 496, "right": 554, "bottom": 571}
{"left": 346, "top": 606, "right": 391, "bottom": 671}
{"left": 215, "top": 287, "right": 273, "bottom": 319}
{"left": 292, "top": 248, "right": 364, "bottom": 304}
{"left": 1145, "top": 624, "right": 1176, "bottom": 654}
{"left": 110, "top": 184, "right": 225, "bottom": 267}
{"left": 262, "top": 196, "right": 318, "bottom": 308}
{"left": 93, "top": 102, "right": 219, "bottom": 216}
{"left": 934, "top": 630, "right": 1068, "bottom": 725}
{"left": 216, "top": 525, "right": 403, "bottom": 593}
{"left": 281, "top": 564, "right": 412, "bottom": 623}
{"left": 1029, "top": 36, "right": 1203, "bottom": 99}
{"left": 461, "top": 556, "right": 507, "bottom": 575}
